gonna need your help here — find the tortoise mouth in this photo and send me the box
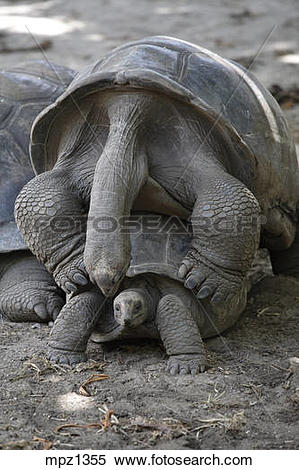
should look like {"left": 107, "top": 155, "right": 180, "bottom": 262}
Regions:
{"left": 115, "top": 310, "right": 146, "bottom": 328}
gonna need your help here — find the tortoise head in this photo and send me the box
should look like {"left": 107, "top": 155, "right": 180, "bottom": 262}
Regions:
{"left": 113, "top": 288, "right": 149, "bottom": 328}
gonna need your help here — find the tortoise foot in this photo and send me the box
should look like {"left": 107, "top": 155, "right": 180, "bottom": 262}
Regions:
{"left": 48, "top": 348, "right": 87, "bottom": 365}
{"left": 54, "top": 256, "right": 89, "bottom": 295}
{"left": 166, "top": 353, "right": 207, "bottom": 376}
{"left": 178, "top": 247, "right": 243, "bottom": 304}
{"left": 0, "top": 272, "right": 64, "bottom": 322}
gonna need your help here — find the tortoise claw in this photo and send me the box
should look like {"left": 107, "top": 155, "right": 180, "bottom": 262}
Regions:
{"left": 54, "top": 256, "right": 89, "bottom": 295}
{"left": 48, "top": 348, "right": 87, "bottom": 366}
{"left": 166, "top": 354, "right": 207, "bottom": 376}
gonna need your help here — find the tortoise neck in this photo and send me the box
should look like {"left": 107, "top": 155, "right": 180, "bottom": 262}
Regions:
{"left": 84, "top": 92, "right": 156, "bottom": 296}
{"left": 141, "top": 278, "right": 161, "bottom": 321}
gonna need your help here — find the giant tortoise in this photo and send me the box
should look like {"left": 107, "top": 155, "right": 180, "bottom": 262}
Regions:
{"left": 0, "top": 61, "right": 74, "bottom": 322}
{"left": 15, "top": 36, "right": 299, "bottom": 310}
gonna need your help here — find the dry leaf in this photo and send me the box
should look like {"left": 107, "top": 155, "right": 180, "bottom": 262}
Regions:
{"left": 33, "top": 436, "right": 53, "bottom": 450}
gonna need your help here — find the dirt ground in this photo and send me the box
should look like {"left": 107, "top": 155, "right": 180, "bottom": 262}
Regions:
{"left": 0, "top": 0, "right": 298, "bottom": 451}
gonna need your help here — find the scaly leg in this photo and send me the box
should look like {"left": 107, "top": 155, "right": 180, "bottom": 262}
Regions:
{"left": 15, "top": 169, "right": 89, "bottom": 295}
{"left": 179, "top": 172, "right": 261, "bottom": 303}
{"left": 156, "top": 293, "right": 206, "bottom": 375}
{"left": 48, "top": 288, "right": 106, "bottom": 365}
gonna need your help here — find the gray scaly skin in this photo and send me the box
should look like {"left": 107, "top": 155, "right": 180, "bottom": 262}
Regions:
{"left": 45, "top": 212, "right": 263, "bottom": 371}
{"left": 0, "top": 252, "right": 65, "bottom": 322}
{"left": 15, "top": 170, "right": 90, "bottom": 295}
{"left": 14, "top": 101, "right": 106, "bottom": 295}
{"left": 48, "top": 281, "right": 206, "bottom": 374}
{"left": 48, "top": 287, "right": 107, "bottom": 364}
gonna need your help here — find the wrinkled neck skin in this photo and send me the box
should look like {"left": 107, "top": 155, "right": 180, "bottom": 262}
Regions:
{"left": 139, "top": 281, "right": 161, "bottom": 323}
{"left": 132, "top": 286, "right": 159, "bottom": 324}
{"left": 85, "top": 92, "right": 153, "bottom": 295}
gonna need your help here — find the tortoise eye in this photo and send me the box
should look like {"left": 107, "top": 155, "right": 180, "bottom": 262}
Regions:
{"left": 115, "top": 304, "right": 120, "bottom": 312}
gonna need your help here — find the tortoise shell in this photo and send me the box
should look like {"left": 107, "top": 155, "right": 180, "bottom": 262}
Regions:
{"left": 0, "top": 60, "right": 75, "bottom": 252}
{"left": 127, "top": 214, "right": 192, "bottom": 280}
{"left": 30, "top": 36, "right": 298, "bottom": 216}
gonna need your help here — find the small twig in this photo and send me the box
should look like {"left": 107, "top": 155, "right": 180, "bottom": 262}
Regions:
{"left": 25, "top": 362, "right": 41, "bottom": 374}
{"left": 242, "top": 383, "right": 263, "bottom": 399}
{"left": 55, "top": 423, "right": 103, "bottom": 433}
{"left": 79, "top": 374, "right": 109, "bottom": 396}
{"left": 257, "top": 307, "right": 280, "bottom": 317}
{"left": 75, "top": 360, "right": 106, "bottom": 373}
{"left": 271, "top": 363, "right": 289, "bottom": 372}
{"left": 103, "top": 409, "right": 115, "bottom": 430}
{"left": 98, "top": 405, "right": 119, "bottom": 430}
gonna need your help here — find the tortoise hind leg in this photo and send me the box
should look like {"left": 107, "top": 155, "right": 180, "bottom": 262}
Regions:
{"left": 156, "top": 293, "right": 206, "bottom": 375}
{"left": 0, "top": 252, "right": 65, "bottom": 322}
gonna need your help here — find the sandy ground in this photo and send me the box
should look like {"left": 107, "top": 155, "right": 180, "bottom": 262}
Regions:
{"left": 0, "top": 0, "right": 298, "bottom": 450}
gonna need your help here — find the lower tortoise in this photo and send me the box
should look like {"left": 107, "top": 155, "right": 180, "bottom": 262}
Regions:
{"left": 48, "top": 214, "right": 248, "bottom": 374}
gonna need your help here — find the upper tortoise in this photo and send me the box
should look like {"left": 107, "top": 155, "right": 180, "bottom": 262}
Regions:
{"left": 15, "top": 36, "right": 299, "bottom": 305}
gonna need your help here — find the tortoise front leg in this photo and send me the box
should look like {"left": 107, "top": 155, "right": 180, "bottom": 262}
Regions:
{"left": 48, "top": 288, "right": 106, "bottom": 365}
{"left": 156, "top": 294, "right": 206, "bottom": 375}
{"left": 15, "top": 169, "right": 89, "bottom": 295}
{"left": 178, "top": 172, "right": 261, "bottom": 304}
